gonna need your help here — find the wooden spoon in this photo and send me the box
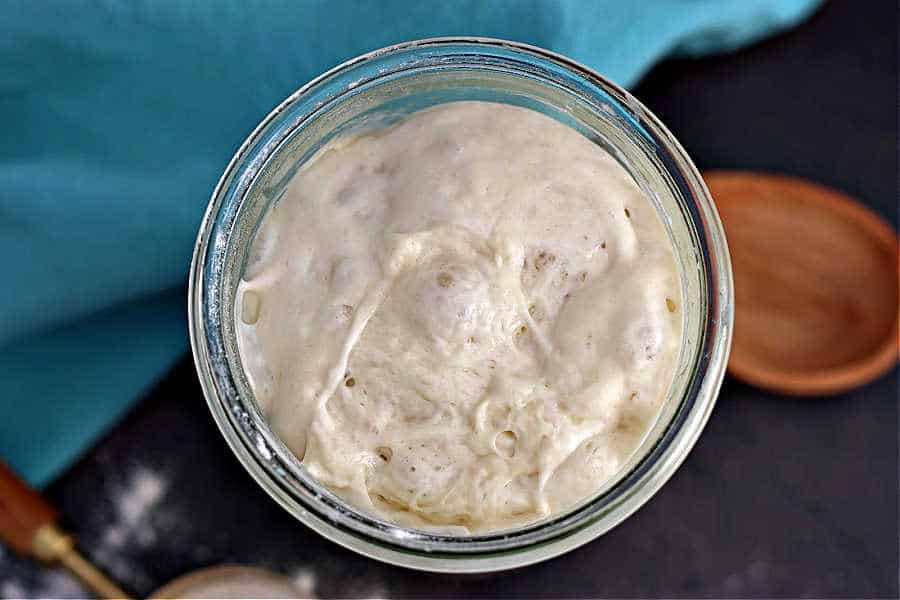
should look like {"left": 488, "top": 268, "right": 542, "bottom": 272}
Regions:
{"left": 0, "top": 460, "right": 132, "bottom": 599}
{"left": 705, "top": 171, "right": 899, "bottom": 396}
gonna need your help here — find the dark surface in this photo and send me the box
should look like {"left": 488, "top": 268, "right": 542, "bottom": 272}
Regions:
{"left": 3, "top": 0, "right": 898, "bottom": 597}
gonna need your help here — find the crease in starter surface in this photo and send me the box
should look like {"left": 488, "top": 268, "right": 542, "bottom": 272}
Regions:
{"left": 236, "top": 101, "right": 683, "bottom": 533}
{"left": 314, "top": 277, "right": 391, "bottom": 415}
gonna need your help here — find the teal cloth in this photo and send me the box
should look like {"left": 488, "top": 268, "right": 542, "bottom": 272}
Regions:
{"left": 1, "top": 0, "right": 821, "bottom": 486}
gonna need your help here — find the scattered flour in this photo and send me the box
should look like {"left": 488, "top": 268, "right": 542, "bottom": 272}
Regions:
{"left": 0, "top": 581, "right": 27, "bottom": 600}
{"left": 93, "top": 466, "right": 170, "bottom": 589}
{"left": 721, "top": 560, "right": 775, "bottom": 596}
{"left": 1, "top": 568, "right": 85, "bottom": 599}
{"left": 290, "top": 566, "right": 390, "bottom": 600}
{"left": 103, "top": 466, "right": 167, "bottom": 547}
{"left": 290, "top": 567, "right": 319, "bottom": 598}
{"left": 358, "top": 584, "right": 389, "bottom": 600}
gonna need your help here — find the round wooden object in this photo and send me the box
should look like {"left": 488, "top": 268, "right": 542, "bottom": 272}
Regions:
{"left": 151, "top": 566, "right": 298, "bottom": 599}
{"left": 705, "top": 171, "right": 898, "bottom": 396}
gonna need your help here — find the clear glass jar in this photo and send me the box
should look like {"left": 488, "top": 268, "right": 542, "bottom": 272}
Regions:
{"left": 188, "top": 38, "right": 733, "bottom": 572}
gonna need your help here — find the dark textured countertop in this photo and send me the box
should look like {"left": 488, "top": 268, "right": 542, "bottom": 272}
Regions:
{"left": 2, "top": 0, "right": 897, "bottom": 597}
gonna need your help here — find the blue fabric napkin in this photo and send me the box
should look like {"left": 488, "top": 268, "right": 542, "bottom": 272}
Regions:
{"left": 1, "top": 0, "right": 821, "bottom": 486}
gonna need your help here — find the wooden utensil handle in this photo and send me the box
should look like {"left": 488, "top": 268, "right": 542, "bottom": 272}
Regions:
{"left": 0, "top": 460, "right": 58, "bottom": 555}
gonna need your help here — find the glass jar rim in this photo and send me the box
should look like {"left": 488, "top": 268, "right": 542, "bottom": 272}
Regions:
{"left": 188, "top": 37, "right": 733, "bottom": 572}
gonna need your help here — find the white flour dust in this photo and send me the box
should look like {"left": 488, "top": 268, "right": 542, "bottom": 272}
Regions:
{"left": 93, "top": 466, "right": 170, "bottom": 588}
{"left": 290, "top": 567, "right": 319, "bottom": 598}
{"left": 1, "top": 567, "right": 85, "bottom": 599}
{"left": 102, "top": 467, "right": 167, "bottom": 547}
{"left": 289, "top": 565, "right": 390, "bottom": 600}
{"left": 0, "top": 581, "right": 26, "bottom": 600}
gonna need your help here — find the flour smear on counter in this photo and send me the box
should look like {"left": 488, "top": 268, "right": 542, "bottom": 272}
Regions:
{"left": 236, "top": 101, "right": 682, "bottom": 533}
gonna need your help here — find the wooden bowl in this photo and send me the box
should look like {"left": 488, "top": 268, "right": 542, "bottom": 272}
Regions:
{"left": 151, "top": 566, "right": 299, "bottom": 599}
{"left": 705, "top": 171, "right": 898, "bottom": 396}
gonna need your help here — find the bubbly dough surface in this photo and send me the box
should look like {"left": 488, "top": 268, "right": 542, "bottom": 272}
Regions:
{"left": 236, "top": 101, "right": 682, "bottom": 533}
